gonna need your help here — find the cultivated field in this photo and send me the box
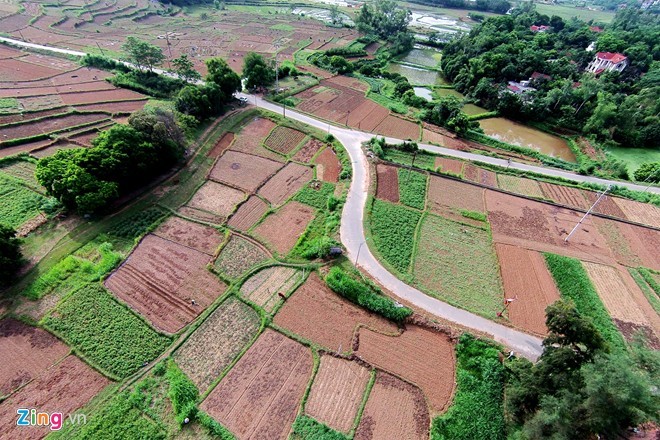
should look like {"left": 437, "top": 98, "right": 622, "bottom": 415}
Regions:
{"left": 258, "top": 162, "right": 313, "bottom": 206}
{"left": 0, "top": 318, "right": 69, "bottom": 398}
{"left": 427, "top": 175, "right": 485, "bottom": 214}
{"left": 201, "top": 329, "right": 313, "bottom": 440}
{"left": 264, "top": 126, "right": 306, "bottom": 155}
{"left": 0, "top": 173, "right": 47, "bottom": 229}
{"left": 612, "top": 196, "right": 660, "bottom": 229}
{"left": 214, "top": 234, "right": 270, "bottom": 280}
{"left": 227, "top": 196, "right": 269, "bottom": 231}
{"left": 208, "top": 132, "right": 235, "bottom": 159}
{"left": 315, "top": 147, "right": 341, "bottom": 183}
{"left": 434, "top": 157, "right": 464, "bottom": 175}
{"left": 209, "top": 150, "right": 283, "bottom": 193}
{"left": 355, "top": 372, "right": 430, "bottom": 440}
{"left": 496, "top": 174, "right": 545, "bottom": 199}
{"left": 356, "top": 325, "right": 455, "bottom": 414}
{"left": 174, "top": 297, "right": 261, "bottom": 392}
{"left": 186, "top": 181, "right": 246, "bottom": 221}
{"left": 583, "top": 262, "right": 660, "bottom": 341}
{"left": 273, "top": 273, "right": 397, "bottom": 351}
{"left": 305, "top": 355, "right": 371, "bottom": 433}
{"left": 495, "top": 244, "right": 560, "bottom": 335}
{"left": 414, "top": 214, "right": 503, "bottom": 317}
{"left": 153, "top": 216, "right": 224, "bottom": 256}
{"left": 0, "top": 355, "right": 110, "bottom": 440}
{"left": 539, "top": 182, "right": 592, "bottom": 211}
{"left": 293, "top": 138, "right": 325, "bottom": 163}
{"left": 463, "top": 163, "right": 497, "bottom": 187}
{"left": 375, "top": 164, "right": 399, "bottom": 203}
{"left": 253, "top": 201, "right": 315, "bottom": 254}
{"left": 105, "top": 234, "right": 226, "bottom": 333}
{"left": 239, "top": 266, "right": 302, "bottom": 312}
{"left": 230, "top": 117, "right": 282, "bottom": 161}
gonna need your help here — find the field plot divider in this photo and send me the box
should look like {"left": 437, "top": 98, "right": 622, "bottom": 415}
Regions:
{"left": 349, "top": 368, "right": 377, "bottom": 438}
{"left": 269, "top": 268, "right": 311, "bottom": 316}
{"left": 296, "top": 350, "right": 322, "bottom": 419}
{"left": 408, "top": 210, "right": 427, "bottom": 275}
{"left": 288, "top": 135, "right": 312, "bottom": 161}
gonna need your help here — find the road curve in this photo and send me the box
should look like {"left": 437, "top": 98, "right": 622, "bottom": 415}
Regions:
{"left": 7, "top": 37, "right": 655, "bottom": 359}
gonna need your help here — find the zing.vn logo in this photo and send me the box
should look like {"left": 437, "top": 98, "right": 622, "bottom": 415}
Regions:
{"left": 16, "top": 409, "right": 87, "bottom": 431}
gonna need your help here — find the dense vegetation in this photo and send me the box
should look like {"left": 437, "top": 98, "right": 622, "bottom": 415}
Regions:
{"left": 36, "top": 108, "right": 186, "bottom": 214}
{"left": 397, "top": 168, "right": 427, "bottom": 210}
{"left": 42, "top": 284, "right": 171, "bottom": 378}
{"left": 441, "top": 6, "right": 660, "bottom": 150}
{"left": 325, "top": 267, "right": 413, "bottom": 322}
{"left": 356, "top": 0, "right": 414, "bottom": 56}
{"left": 431, "top": 334, "right": 506, "bottom": 440}
{"left": 544, "top": 253, "right": 626, "bottom": 352}
{"left": 506, "top": 299, "right": 658, "bottom": 439}
{"left": 0, "top": 224, "right": 22, "bottom": 290}
{"left": 369, "top": 199, "right": 421, "bottom": 273}
{"left": 294, "top": 182, "right": 336, "bottom": 210}
{"left": 290, "top": 416, "right": 350, "bottom": 440}
{"left": 415, "top": 0, "right": 511, "bottom": 14}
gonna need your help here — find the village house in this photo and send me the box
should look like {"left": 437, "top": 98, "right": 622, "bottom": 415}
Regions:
{"left": 530, "top": 25, "right": 551, "bottom": 32}
{"left": 586, "top": 52, "right": 628, "bottom": 74}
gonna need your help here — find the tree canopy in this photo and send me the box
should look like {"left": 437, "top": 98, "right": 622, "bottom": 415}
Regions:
{"left": 441, "top": 6, "right": 660, "bottom": 149}
{"left": 0, "top": 224, "right": 23, "bottom": 290}
{"left": 242, "top": 52, "right": 275, "bottom": 90}
{"left": 122, "top": 36, "right": 165, "bottom": 72}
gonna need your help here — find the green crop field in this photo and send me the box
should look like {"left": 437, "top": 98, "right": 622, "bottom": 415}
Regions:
{"left": 42, "top": 284, "right": 172, "bottom": 379}
{"left": 0, "top": 174, "right": 47, "bottom": 229}
{"left": 533, "top": 3, "right": 615, "bottom": 23}
{"left": 605, "top": 146, "right": 660, "bottom": 176}
{"left": 413, "top": 214, "right": 503, "bottom": 317}
{"left": 382, "top": 149, "right": 435, "bottom": 170}
{"left": 398, "top": 168, "right": 427, "bottom": 210}
{"left": 294, "top": 182, "right": 336, "bottom": 209}
{"left": 369, "top": 199, "right": 422, "bottom": 273}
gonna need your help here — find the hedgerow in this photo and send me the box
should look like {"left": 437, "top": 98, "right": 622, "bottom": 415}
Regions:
{"left": 544, "top": 253, "right": 626, "bottom": 353}
{"left": 431, "top": 334, "right": 506, "bottom": 440}
{"left": 42, "top": 284, "right": 171, "bottom": 378}
{"left": 166, "top": 361, "right": 198, "bottom": 426}
{"left": 397, "top": 168, "right": 427, "bottom": 210}
{"left": 294, "top": 182, "right": 336, "bottom": 209}
{"left": 290, "top": 416, "right": 349, "bottom": 440}
{"left": 325, "top": 267, "right": 412, "bottom": 322}
{"left": 369, "top": 199, "right": 421, "bottom": 273}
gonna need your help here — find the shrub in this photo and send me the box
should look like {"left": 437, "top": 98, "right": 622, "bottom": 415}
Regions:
{"left": 166, "top": 361, "right": 198, "bottom": 426}
{"left": 291, "top": 416, "right": 349, "bottom": 440}
{"left": 294, "top": 182, "right": 335, "bottom": 209}
{"left": 325, "top": 267, "right": 412, "bottom": 322}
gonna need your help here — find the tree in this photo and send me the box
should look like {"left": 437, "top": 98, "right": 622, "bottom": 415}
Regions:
{"left": 634, "top": 162, "right": 660, "bottom": 183}
{"left": 205, "top": 57, "right": 241, "bottom": 99}
{"left": 242, "top": 52, "right": 275, "bottom": 90}
{"left": 172, "top": 54, "right": 200, "bottom": 83}
{"left": 0, "top": 224, "right": 23, "bottom": 290}
{"left": 329, "top": 4, "right": 343, "bottom": 26}
{"left": 356, "top": 0, "right": 411, "bottom": 39}
{"left": 122, "top": 36, "right": 165, "bottom": 72}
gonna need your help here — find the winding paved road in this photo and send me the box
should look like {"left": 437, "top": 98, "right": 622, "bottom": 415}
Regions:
{"left": 6, "top": 37, "right": 659, "bottom": 359}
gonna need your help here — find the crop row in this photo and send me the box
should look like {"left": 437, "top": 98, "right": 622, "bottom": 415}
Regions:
{"left": 397, "top": 168, "right": 427, "bottom": 210}
{"left": 369, "top": 199, "right": 421, "bottom": 273}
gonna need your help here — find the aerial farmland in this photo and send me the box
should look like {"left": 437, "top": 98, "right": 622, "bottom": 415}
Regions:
{"left": 0, "top": 0, "right": 659, "bottom": 439}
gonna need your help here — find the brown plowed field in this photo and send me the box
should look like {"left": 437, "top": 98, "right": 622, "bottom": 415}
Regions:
{"left": 230, "top": 117, "right": 283, "bottom": 161}
{"left": 59, "top": 88, "right": 145, "bottom": 105}
{"left": 0, "top": 58, "right": 62, "bottom": 82}
{"left": 422, "top": 128, "right": 446, "bottom": 145}
{"left": 209, "top": 151, "right": 283, "bottom": 193}
{"left": 463, "top": 164, "right": 497, "bottom": 187}
{"left": 495, "top": 244, "right": 560, "bottom": 335}
{"left": 105, "top": 234, "right": 226, "bottom": 333}
{"left": 305, "top": 355, "right": 371, "bottom": 433}
{"left": 152, "top": 216, "right": 224, "bottom": 256}
{"left": 293, "top": 138, "right": 325, "bottom": 163}
{"left": 434, "top": 157, "right": 464, "bottom": 175}
{"left": 354, "top": 372, "right": 430, "bottom": 440}
{"left": 253, "top": 202, "right": 315, "bottom": 255}
{"left": 187, "top": 181, "right": 245, "bottom": 219}
{"left": 208, "top": 132, "right": 235, "bottom": 158}
{"left": 376, "top": 164, "right": 399, "bottom": 203}
{"left": 486, "top": 190, "right": 614, "bottom": 264}
{"left": 74, "top": 99, "right": 147, "bottom": 114}
{"left": 1, "top": 113, "right": 108, "bottom": 142}
{"left": 273, "top": 273, "right": 397, "bottom": 351}
{"left": 177, "top": 206, "right": 225, "bottom": 225}
{"left": 174, "top": 296, "right": 260, "bottom": 392}
{"left": 0, "top": 355, "right": 110, "bottom": 440}
{"left": 628, "top": 225, "right": 660, "bottom": 270}
{"left": 315, "top": 147, "right": 341, "bottom": 183}
{"left": 594, "top": 217, "right": 644, "bottom": 268}
{"left": 200, "top": 329, "right": 313, "bottom": 440}
{"left": 582, "top": 192, "right": 627, "bottom": 219}
{"left": 264, "top": 126, "right": 306, "bottom": 155}
{"left": 427, "top": 176, "right": 485, "bottom": 213}
{"left": 497, "top": 174, "right": 544, "bottom": 199}
{"left": 612, "top": 197, "right": 660, "bottom": 229}
{"left": 584, "top": 262, "right": 660, "bottom": 334}
{"left": 0, "top": 318, "right": 70, "bottom": 397}
{"left": 228, "top": 196, "right": 269, "bottom": 231}
{"left": 539, "top": 182, "right": 591, "bottom": 210}
{"left": 356, "top": 325, "right": 454, "bottom": 414}
{"left": 373, "top": 115, "right": 420, "bottom": 140}
{"left": 240, "top": 266, "right": 301, "bottom": 312}
{"left": 1, "top": 81, "right": 117, "bottom": 98}
{"left": 258, "top": 162, "right": 313, "bottom": 205}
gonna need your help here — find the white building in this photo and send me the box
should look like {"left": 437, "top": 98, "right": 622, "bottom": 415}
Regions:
{"left": 586, "top": 52, "right": 628, "bottom": 74}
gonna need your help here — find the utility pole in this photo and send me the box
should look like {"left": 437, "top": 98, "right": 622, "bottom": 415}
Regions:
{"left": 165, "top": 32, "right": 173, "bottom": 71}
{"left": 565, "top": 184, "right": 611, "bottom": 243}
{"left": 283, "top": 100, "right": 286, "bottom": 118}
{"left": 95, "top": 42, "right": 105, "bottom": 56}
{"left": 640, "top": 167, "right": 659, "bottom": 193}
{"left": 355, "top": 238, "right": 369, "bottom": 266}
{"left": 274, "top": 42, "right": 280, "bottom": 92}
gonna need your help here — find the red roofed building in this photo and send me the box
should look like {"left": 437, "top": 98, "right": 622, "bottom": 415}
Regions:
{"left": 531, "top": 72, "right": 552, "bottom": 81}
{"left": 589, "top": 26, "right": 603, "bottom": 32}
{"left": 586, "top": 52, "right": 628, "bottom": 74}
{"left": 530, "top": 25, "right": 551, "bottom": 32}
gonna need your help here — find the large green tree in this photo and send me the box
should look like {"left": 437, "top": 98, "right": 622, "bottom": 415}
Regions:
{"left": 171, "top": 54, "right": 200, "bottom": 83}
{"left": 242, "top": 52, "right": 275, "bottom": 90}
{"left": 0, "top": 224, "right": 23, "bottom": 290}
{"left": 206, "top": 57, "right": 241, "bottom": 100}
{"left": 122, "top": 36, "right": 165, "bottom": 72}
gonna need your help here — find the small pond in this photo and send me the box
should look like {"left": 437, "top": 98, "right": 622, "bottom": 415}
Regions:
{"left": 413, "top": 87, "right": 433, "bottom": 100}
{"left": 388, "top": 63, "right": 443, "bottom": 85}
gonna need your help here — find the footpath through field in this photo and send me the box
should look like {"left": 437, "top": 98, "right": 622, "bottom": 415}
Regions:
{"left": 6, "top": 37, "right": 658, "bottom": 359}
